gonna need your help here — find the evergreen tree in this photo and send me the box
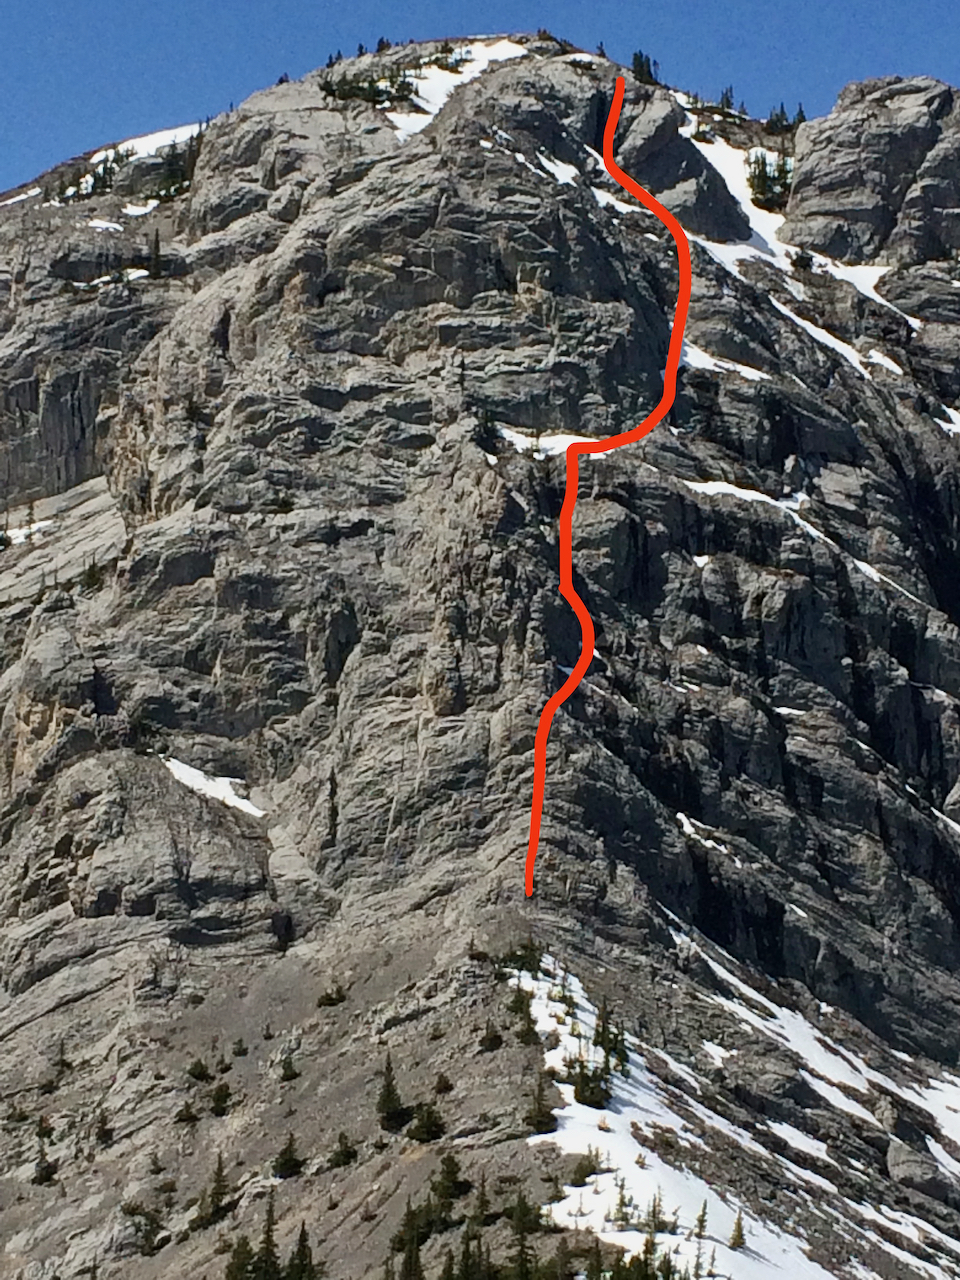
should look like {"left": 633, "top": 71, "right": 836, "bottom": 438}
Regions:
{"left": 149, "top": 230, "right": 161, "bottom": 280}
{"left": 729, "top": 1209, "right": 746, "bottom": 1249}
{"left": 328, "top": 1130, "right": 357, "bottom": 1168}
{"left": 794, "top": 102, "right": 807, "bottom": 126}
{"left": 407, "top": 1101, "right": 445, "bottom": 1143}
{"left": 508, "top": 1189, "right": 541, "bottom": 1280}
{"left": 253, "top": 1188, "right": 283, "bottom": 1280}
{"left": 398, "top": 1200, "right": 425, "bottom": 1280}
{"left": 593, "top": 997, "right": 611, "bottom": 1051}
{"left": 632, "top": 50, "right": 655, "bottom": 84}
{"left": 695, "top": 1201, "right": 707, "bottom": 1240}
{"left": 285, "top": 1221, "right": 317, "bottom": 1280}
{"left": 719, "top": 85, "right": 734, "bottom": 110}
{"left": 525, "top": 1073, "right": 557, "bottom": 1133}
{"left": 225, "top": 1235, "right": 255, "bottom": 1280}
{"left": 585, "top": 1237, "right": 603, "bottom": 1280}
{"left": 440, "top": 1251, "right": 455, "bottom": 1280}
{"left": 209, "top": 1152, "right": 230, "bottom": 1220}
{"left": 357, "top": 42, "right": 366, "bottom": 56}
{"left": 273, "top": 1132, "right": 305, "bottom": 1180}
{"left": 378, "top": 1053, "right": 407, "bottom": 1130}
{"left": 471, "top": 1171, "right": 491, "bottom": 1229}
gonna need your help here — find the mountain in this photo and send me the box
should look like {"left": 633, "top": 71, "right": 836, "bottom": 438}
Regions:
{"left": 2, "top": 29, "right": 960, "bottom": 1280}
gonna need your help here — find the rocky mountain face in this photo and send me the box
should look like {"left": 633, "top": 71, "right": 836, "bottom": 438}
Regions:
{"left": 4, "top": 30, "right": 960, "bottom": 1280}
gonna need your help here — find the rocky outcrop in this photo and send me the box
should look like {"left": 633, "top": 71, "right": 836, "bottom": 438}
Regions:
{"left": 782, "top": 75, "right": 960, "bottom": 263}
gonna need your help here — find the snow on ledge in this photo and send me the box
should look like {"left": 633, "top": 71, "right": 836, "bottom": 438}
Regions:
{"left": 161, "top": 756, "right": 265, "bottom": 817}
{"left": 0, "top": 186, "right": 41, "bottom": 209}
{"left": 384, "top": 38, "right": 527, "bottom": 142}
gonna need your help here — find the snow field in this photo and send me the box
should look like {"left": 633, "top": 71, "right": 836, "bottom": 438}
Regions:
{"left": 513, "top": 956, "right": 841, "bottom": 1279}
{"left": 515, "top": 945, "right": 960, "bottom": 1278}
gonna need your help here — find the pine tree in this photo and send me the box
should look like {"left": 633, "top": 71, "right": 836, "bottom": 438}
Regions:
{"left": 328, "top": 1130, "right": 357, "bottom": 1168}
{"left": 552, "top": 1237, "right": 573, "bottom": 1280}
{"left": 272, "top": 1132, "right": 304, "bottom": 1180}
{"left": 509, "top": 1190, "right": 537, "bottom": 1280}
{"left": 695, "top": 1201, "right": 707, "bottom": 1240}
{"left": 407, "top": 1101, "right": 445, "bottom": 1143}
{"left": 285, "top": 1221, "right": 317, "bottom": 1280}
{"left": 632, "top": 50, "right": 655, "bottom": 84}
{"left": 225, "top": 1234, "right": 255, "bottom": 1280}
{"left": 253, "top": 1188, "right": 283, "bottom": 1280}
{"left": 719, "top": 85, "right": 734, "bottom": 110}
{"left": 209, "top": 1152, "right": 230, "bottom": 1220}
{"left": 149, "top": 230, "right": 161, "bottom": 280}
{"left": 471, "top": 1171, "right": 491, "bottom": 1229}
{"left": 794, "top": 102, "right": 807, "bottom": 126}
{"left": 585, "top": 1237, "right": 603, "bottom": 1280}
{"left": 378, "top": 1053, "right": 407, "bottom": 1130}
{"left": 440, "top": 1252, "right": 455, "bottom": 1280}
{"left": 729, "top": 1209, "right": 746, "bottom": 1249}
{"left": 399, "top": 1200, "right": 425, "bottom": 1280}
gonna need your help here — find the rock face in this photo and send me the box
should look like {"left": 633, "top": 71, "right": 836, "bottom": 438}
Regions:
{"left": 782, "top": 75, "right": 960, "bottom": 263}
{"left": 3, "top": 31, "right": 960, "bottom": 1280}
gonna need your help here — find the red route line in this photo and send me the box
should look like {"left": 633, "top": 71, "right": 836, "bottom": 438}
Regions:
{"left": 524, "top": 75, "right": 693, "bottom": 896}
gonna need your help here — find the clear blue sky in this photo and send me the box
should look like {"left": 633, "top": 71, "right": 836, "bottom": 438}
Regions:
{"left": 2, "top": 0, "right": 958, "bottom": 194}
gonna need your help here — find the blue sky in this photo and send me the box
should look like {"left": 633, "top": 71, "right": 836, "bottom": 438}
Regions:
{"left": 1, "top": 0, "right": 958, "bottom": 193}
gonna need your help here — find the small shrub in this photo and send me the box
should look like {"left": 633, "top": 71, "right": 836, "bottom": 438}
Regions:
{"left": 316, "top": 983, "right": 346, "bottom": 1008}
{"left": 327, "top": 1131, "right": 357, "bottom": 1169}
{"left": 210, "top": 1082, "right": 231, "bottom": 1116}
{"left": 407, "top": 1102, "right": 445, "bottom": 1143}
{"left": 279, "top": 1053, "right": 300, "bottom": 1082}
{"left": 32, "top": 1145, "right": 57, "bottom": 1185}
{"left": 95, "top": 1108, "right": 114, "bottom": 1146}
{"left": 479, "top": 1019, "right": 503, "bottom": 1053}
{"left": 80, "top": 561, "right": 104, "bottom": 590}
{"left": 730, "top": 1209, "right": 746, "bottom": 1249}
{"left": 570, "top": 1147, "right": 601, "bottom": 1186}
{"left": 434, "top": 1071, "right": 454, "bottom": 1096}
{"left": 231, "top": 1038, "right": 248, "bottom": 1057}
{"left": 186, "top": 1058, "right": 212, "bottom": 1082}
{"left": 174, "top": 1100, "right": 199, "bottom": 1124}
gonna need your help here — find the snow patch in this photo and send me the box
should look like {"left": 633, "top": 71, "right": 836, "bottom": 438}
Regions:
{"left": 591, "top": 186, "right": 635, "bottom": 215}
{"left": 161, "top": 757, "right": 265, "bottom": 817}
{"left": 121, "top": 200, "right": 159, "bottom": 217}
{"left": 497, "top": 423, "right": 602, "bottom": 458}
{"left": 0, "top": 186, "right": 41, "bottom": 208}
{"left": 384, "top": 39, "right": 526, "bottom": 142}
{"left": 89, "top": 123, "right": 202, "bottom": 167}
{"left": 935, "top": 405, "right": 960, "bottom": 436}
{"left": 682, "top": 340, "right": 771, "bottom": 381}
{"left": 538, "top": 152, "right": 578, "bottom": 185}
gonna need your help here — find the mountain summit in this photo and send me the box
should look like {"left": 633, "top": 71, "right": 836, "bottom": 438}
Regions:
{"left": 3, "top": 31, "right": 960, "bottom": 1280}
